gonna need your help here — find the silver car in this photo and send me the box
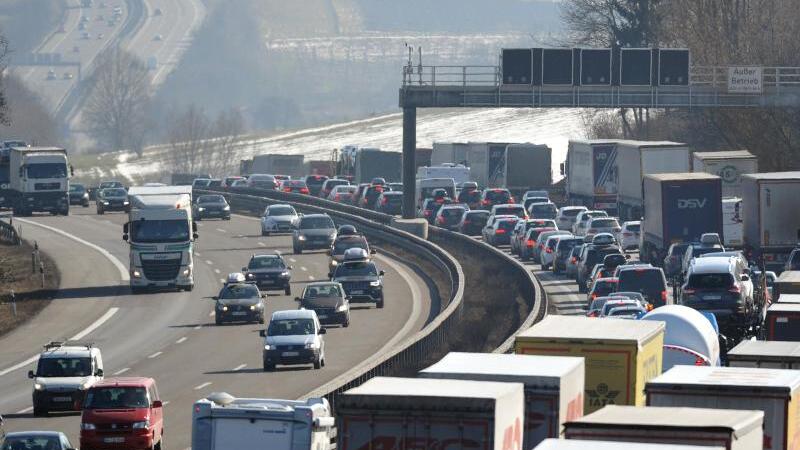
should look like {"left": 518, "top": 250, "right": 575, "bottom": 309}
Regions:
{"left": 293, "top": 214, "right": 336, "bottom": 254}
{"left": 260, "top": 309, "right": 326, "bottom": 371}
{"left": 556, "top": 206, "right": 588, "bottom": 230}
{"left": 585, "top": 217, "right": 621, "bottom": 238}
{"left": 573, "top": 210, "right": 608, "bottom": 235}
{"left": 261, "top": 204, "right": 299, "bottom": 235}
{"left": 565, "top": 244, "right": 584, "bottom": 279}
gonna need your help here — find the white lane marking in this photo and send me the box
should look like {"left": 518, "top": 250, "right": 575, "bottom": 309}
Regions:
{"left": 214, "top": 268, "right": 221, "bottom": 274}
{"left": 195, "top": 252, "right": 202, "bottom": 257}
{"left": 0, "top": 307, "right": 119, "bottom": 377}
{"left": 219, "top": 278, "right": 225, "bottom": 283}
{"left": 300, "top": 266, "right": 308, "bottom": 272}
{"left": 15, "top": 218, "right": 129, "bottom": 281}
{"left": 113, "top": 367, "right": 130, "bottom": 376}
{"left": 289, "top": 258, "right": 297, "bottom": 263}
{"left": 258, "top": 242, "right": 266, "bottom": 247}
{"left": 194, "top": 325, "right": 202, "bottom": 330}
{"left": 232, "top": 363, "right": 247, "bottom": 371}
{"left": 15, "top": 406, "right": 33, "bottom": 414}
{"left": 148, "top": 351, "right": 162, "bottom": 359}
{"left": 163, "top": 401, "right": 170, "bottom": 406}
{"left": 308, "top": 275, "right": 316, "bottom": 281}
{"left": 194, "top": 382, "right": 212, "bottom": 390}
{"left": 216, "top": 228, "right": 226, "bottom": 233}
{"left": 209, "top": 311, "right": 215, "bottom": 317}
{"left": 176, "top": 337, "right": 187, "bottom": 344}
{"left": 205, "top": 260, "right": 213, "bottom": 265}
{"left": 233, "top": 213, "right": 259, "bottom": 222}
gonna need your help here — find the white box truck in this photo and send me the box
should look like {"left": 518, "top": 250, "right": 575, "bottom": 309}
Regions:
{"left": 247, "top": 154, "right": 305, "bottom": 178}
{"left": 124, "top": 186, "right": 196, "bottom": 292}
{"left": 741, "top": 172, "right": 800, "bottom": 272}
{"left": 336, "top": 376, "right": 524, "bottom": 450}
{"left": 564, "top": 140, "right": 620, "bottom": 215}
{"left": 645, "top": 365, "right": 800, "bottom": 450}
{"left": 416, "top": 164, "right": 471, "bottom": 185}
{"left": 615, "top": 141, "right": 691, "bottom": 221}
{"left": 191, "top": 392, "right": 335, "bottom": 450}
{"left": 419, "top": 352, "right": 585, "bottom": 450}
{"left": 692, "top": 150, "right": 758, "bottom": 198}
{"left": 563, "top": 405, "right": 763, "bottom": 449}
{"left": 535, "top": 438, "right": 725, "bottom": 450}
{"left": 8, "top": 146, "right": 70, "bottom": 216}
{"left": 728, "top": 340, "right": 800, "bottom": 369}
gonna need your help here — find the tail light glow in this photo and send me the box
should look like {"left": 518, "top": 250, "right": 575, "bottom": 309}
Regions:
{"left": 495, "top": 229, "right": 506, "bottom": 234}
{"left": 661, "top": 290, "right": 668, "bottom": 302}
{"left": 526, "top": 239, "right": 534, "bottom": 247}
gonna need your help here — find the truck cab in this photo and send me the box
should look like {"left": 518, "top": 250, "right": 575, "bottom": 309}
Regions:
{"left": 124, "top": 186, "right": 197, "bottom": 292}
{"left": 9, "top": 146, "right": 71, "bottom": 216}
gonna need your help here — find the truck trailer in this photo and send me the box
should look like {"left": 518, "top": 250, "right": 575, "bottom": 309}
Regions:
{"left": 336, "top": 376, "right": 524, "bottom": 450}
{"left": 692, "top": 150, "right": 758, "bottom": 198}
{"left": 244, "top": 154, "right": 305, "bottom": 178}
{"left": 639, "top": 173, "right": 723, "bottom": 264}
{"left": 8, "top": 146, "right": 70, "bottom": 216}
{"left": 191, "top": 392, "right": 335, "bottom": 450}
{"left": 727, "top": 340, "right": 800, "bottom": 369}
{"left": 337, "top": 147, "right": 402, "bottom": 184}
{"left": 124, "top": 185, "right": 196, "bottom": 292}
{"left": 615, "top": 141, "right": 691, "bottom": 221}
{"left": 741, "top": 172, "right": 800, "bottom": 272}
{"left": 564, "top": 140, "right": 620, "bottom": 215}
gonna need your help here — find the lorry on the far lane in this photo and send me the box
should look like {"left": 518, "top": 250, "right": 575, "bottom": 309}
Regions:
{"left": 692, "top": 150, "right": 758, "bottom": 198}
{"left": 124, "top": 185, "right": 197, "bottom": 292}
{"left": 8, "top": 146, "right": 71, "bottom": 216}
{"left": 242, "top": 154, "right": 305, "bottom": 178}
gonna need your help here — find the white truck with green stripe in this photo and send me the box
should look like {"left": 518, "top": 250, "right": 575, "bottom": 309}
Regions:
{"left": 123, "top": 186, "right": 197, "bottom": 292}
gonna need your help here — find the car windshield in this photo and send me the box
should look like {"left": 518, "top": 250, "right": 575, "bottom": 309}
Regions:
{"left": 496, "top": 207, "right": 524, "bottom": 217}
{"left": 1, "top": 436, "right": 62, "bottom": 450}
{"left": 84, "top": 386, "right": 149, "bottom": 409}
{"left": 485, "top": 190, "right": 510, "bottom": 202}
{"left": 619, "top": 269, "right": 666, "bottom": 290}
{"left": 626, "top": 223, "right": 641, "bottom": 232}
{"left": 300, "top": 217, "right": 334, "bottom": 229}
{"left": 268, "top": 318, "right": 315, "bottom": 336}
{"left": 69, "top": 184, "right": 85, "bottom": 192}
{"left": 609, "top": 307, "right": 643, "bottom": 317}
{"left": 26, "top": 163, "right": 67, "bottom": 179}
{"left": 692, "top": 247, "right": 724, "bottom": 258}
{"left": 498, "top": 220, "right": 518, "bottom": 231}
{"left": 220, "top": 284, "right": 260, "bottom": 299}
{"left": 193, "top": 179, "right": 211, "bottom": 187}
{"left": 304, "top": 284, "right": 342, "bottom": 298}
{"left": 130, "top": 219, "right": 190, "bottom": 243}
{"left": 268, "top": 206, "right": 295, "bottom": 216}
{"left": 100, "top": 182, "right": 122, "bottom": 189}
{"left": 333, "top": 239, "right": 367, "bottom": 255}
{"left": 248, "top": 257, "right": 285, "bottom": 269}
{"left": 36, "top": 357, "right": 91, "bottom": 377}
{"left": 688, "top": 273, "right": 734, "bottom": 289}
{"left": 531, "top": 204, "right": 556, "bottom": 214}
{"left": 592, "top": 219, "right": 619, "bottom": 228}
{"left": 285, "top": 181, "right": 306, "bottom": 188}
{"left": 383, "top": 194, "right": 402, "bottom": 203}
{"left": 592, "top": 280, "right": 618, "bottom": 296}
{"left": 102, "top": 188, "right": 127, "bottom": 197}
{"left": 334, "top": 261, "right": 378, "bottom": 277}
{"left": 198, "top": 195, "right": 225, "bottom": 204}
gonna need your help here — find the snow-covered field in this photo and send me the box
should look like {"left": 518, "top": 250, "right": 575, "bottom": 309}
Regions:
{"left": 76, "top": 108, "right": 587, "bottom": 183}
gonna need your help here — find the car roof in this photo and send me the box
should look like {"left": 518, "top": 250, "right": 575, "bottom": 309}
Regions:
{"left": 305, "top": 281, "right": 340, "bottom": 288}
{"left": 268, "top": 203, "right": 294, "bottom": 209}
{"left": 299, "top": 213, "right": 330, "bottom": 219}
{"left": 40, "top": 345, "right": 94, "bottom": 359}
{"left": 252, "top": 254, "right": 281, "bottom": 259}
{"left": 272, "top": 309, "right": 316, "bottom": 320}
{"left": 93, "top": 377, "right": 154, "bottom": 388}
{"left": 4, "top": 431, "right": 66, "bottom": 438}
{"left": 689, "top": 257, "right": 735, "bottom": 273}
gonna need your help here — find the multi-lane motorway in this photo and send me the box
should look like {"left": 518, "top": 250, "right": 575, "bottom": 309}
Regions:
{"left": 0, "top": 209, "right": 433, "bottom": 450}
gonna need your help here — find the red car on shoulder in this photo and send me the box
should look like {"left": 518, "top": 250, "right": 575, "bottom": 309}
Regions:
{"left": 80, "top": 377, "right": 164, "bottom": 450}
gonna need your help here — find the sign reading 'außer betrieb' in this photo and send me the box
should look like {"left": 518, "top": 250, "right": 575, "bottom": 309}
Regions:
{"left": 728, "top": 66, "right": 763, "bottom": 94}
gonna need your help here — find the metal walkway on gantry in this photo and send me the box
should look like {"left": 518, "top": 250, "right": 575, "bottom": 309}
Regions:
{"left": 397, "top": 64, "right": 800, "bottom": 218}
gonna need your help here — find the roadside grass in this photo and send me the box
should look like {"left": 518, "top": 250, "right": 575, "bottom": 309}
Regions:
{"left": 0, "top": 241, "right": 59, "bottom": 338}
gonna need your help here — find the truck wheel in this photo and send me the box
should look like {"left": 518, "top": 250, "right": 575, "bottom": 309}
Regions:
{"left": 376, "top": 298, "right": 384, "bottom": 309}
{"left": 343, "top": 315, "right": 350, "bottom": 327}
{"left": 184, "top": 285, "right": 193, "bottom": 292}
{"left": 61, "top": 208, "right": 69, "bottom": 216}
{"left": 32, "top": 406, "right": 47, "bottom": 417}
{"left": 97, "top": 208, "right": 104, "bottom": 215}
{"left": 313, "top": 358, "right": 322, "bottom": 370}
{"left": 263, "top": 362, "right": 275, "bottom": 372}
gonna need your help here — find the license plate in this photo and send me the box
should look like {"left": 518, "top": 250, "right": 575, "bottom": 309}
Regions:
{"left": 318, "top": 314, "right": 328, "bottom": 319}
{"left": 104, "top": 437, "right": 125, "bottom": 443}
{"left": 261, "top": 280, "right": 274, "bottom": 284}
{"left": 351, "top": 290, "right": 364, "bottom": 294}
{"left": 282, "top": 351, "right": 299, "bottom": 357}
{"left": 53, "top": 396, "right": 71, "bottom": 402}
{"left": 704, "top": 294, "right": 722, "bottom": 300}
{"left": 232, "top": 311, "right": 247, "bottom": 316}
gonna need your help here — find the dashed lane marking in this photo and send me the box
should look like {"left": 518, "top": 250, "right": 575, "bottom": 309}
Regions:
{"left": 148, "top": 351, "right": 162, "bottom": 359}
{"left": 176, "top": 337, "right": 187, "bottom": 344}
{"left": 194, "top": 382, "right": 212, "bottom": 390}
{"left": 113, "top": 367, "right": 130, "bottom": 376}
{"left": 232, "top": 364, "right": 247, "bottom": 371}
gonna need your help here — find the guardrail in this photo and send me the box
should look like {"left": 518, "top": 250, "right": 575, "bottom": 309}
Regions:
{"left": 197, "top": 189, "right": 464, "bottom": 408}
{"left": 0, "top": 217, "right": 22, "bottom": 246}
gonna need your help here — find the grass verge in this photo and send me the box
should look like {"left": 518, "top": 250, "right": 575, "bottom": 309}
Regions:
{"left": 0, "top": 241, "right": 60, "bottom": 338}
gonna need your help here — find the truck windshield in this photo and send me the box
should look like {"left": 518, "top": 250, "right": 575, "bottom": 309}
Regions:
{"left": 0, "top": 165, "right": 8, "bottom": 184}
{"left": 131, "top": 219, "right": 190, "bottom": 243}
{"left": 37, "top": 357, "right": 91, "bottom": 377}
{"left": 84, "top": 387, "right": 149, "bottom": 409}
{"left": 268, "top": 318, "right": 315, "bottom": 336}
{"left": 26, "top": 163, "right": 67, "bottom": 179}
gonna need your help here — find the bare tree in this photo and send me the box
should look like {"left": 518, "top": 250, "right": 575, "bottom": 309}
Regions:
{"left": 167, "top": 104, "right": 210, "bottom": 174}
{"left": 210, "top": 108, "right": 245, "bottom": 175}
{"left": 1, "top": 74, "right": 60, "bottom": 145}
{"left": 83, "top": 48, "right": 151, "bottom": 156}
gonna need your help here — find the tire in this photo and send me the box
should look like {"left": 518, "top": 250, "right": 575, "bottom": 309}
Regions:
{"left": 61, "top": 208, "right": 69, "bottom": 216}
{"left": 215, "top": 317, "right": 222, "bottom": 326}
{"left": 196, "top": 216, "right": 202, "bottom": 221}
{"left": 263, "top": 361, "right": 275, "bottom": 372}
{"left": 284, "top": 286, "right": 291, "bottom": 295}
{"left": 376, "top": 297, "right": 384, "bottom": 309}
{"left": 313, "top": 358, "right": 322, "bottom": 370}
{"left": 343, "top": 315, "right": 350, "bottom": 327}
{"left": 294, "top": 247, "right": 302, "bottom": 255}
{"left": 33, "top": 406, "right": 47, "bottom": 417}
{"left": 258, "top": 314, "right": 265, "bottom": 324}
{"left": 184, "top": 285, "right": 194, "bottom": 292}
{"left": 97, "top": 208, "right": 104, "bottom": 215}
{"left": 154, "top": 435, "right": 163, "bottom": 450}
{"left": 262, "top": 230, "right": 269, "bottom": 236}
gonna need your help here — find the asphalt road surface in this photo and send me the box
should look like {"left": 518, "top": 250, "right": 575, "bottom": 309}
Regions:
{"left": 0, "top": 208, "right": 434, "bottom": 450}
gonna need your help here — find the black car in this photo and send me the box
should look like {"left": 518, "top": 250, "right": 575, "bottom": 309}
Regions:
{"left": 617, "top": 264, "right": 669, "bottom": 307}
{"left": 457, "top": 189, "right": 482, "bottom": 209}
{"left": 459, "top": 210, "right": 490, "bottom": 236}
{"left": 375, "top": 191, "right": 403, "bottom": 215}
{"left": 194, "top": 194, "right": 231, "bottom": 220}
{"left": 243, "top": 254, "right": 292, "bottom": 295}
{"left": 331, "top": 250, "right": 385, "bottom": 308}
{"left": 577, "top": 244, "right": 623, "bottom": 292}
{"left": 214, "top": 280, "right": 265, "bottom": 324}
{"left": 95, "top": 187, "right": 129, "bottom": 214}
{"left": 296, "top": 281, "right": 350, "bottom": 327}
{"left": 305, "top": 175, "right": 329, "bottom": 196}
{"left": 359, "top": 185, "right": 387, "bottom": 209}
{"left": 480, "top": 188, "right": 512, "bottom": 210}
{"left": 68, "top": 183, "right": 90, "bottom": 206}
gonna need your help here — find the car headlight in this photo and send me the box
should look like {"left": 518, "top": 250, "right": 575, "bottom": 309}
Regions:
{"left": 132, "top": 270, "right": 141, "bottom": 279}
{"left": 247, "top": 273, "right": 255, "bottom": 279}
{"left": 329, "top": 232, "right": 336, "bottom": 239}
{"left": 336, "top": 304, "right": 348, "bottom": 312}
{"left": 249, "top": 305, "right": 256, "bottom": 311}
{"left": 81, "top": 423, "right": 96, "bottom": 430}
{"left": 198, "top": 207, "right": 205, "bottom": 212}
{"left": 132, "top": 420, "right": 150, "bottom": 429}
{"left": 79, "top": 380, "right": 93, "bottom": 390}
{"left": 182, "top": 268, "right": 191, "bottom": 277}
{"left": 330, "top": 260, "right": 338, "bottom": 267}
{"left": 221, "top": 306, "right": 228, "bottom": 311}
{"left": 102, "top": 201, "right": 109, "bottom": 205}
{"left": 280, "top": 271, "right": 290, "bottom": 277}
{"left": 298, "top": 235, "right": 307, "bottom": 241}
{"left": 305, "top": 342, "right": 319, "bottom": 349}
{"left": 223, "top": 206, "right": 230, "bottom": 211}
{"left": 264, "top": 344, "right": 272, "bottom": 350}
{"left": 83, "top": 193, "right": 89, "bottom": 199}
{"left": 370, "top": 280, "right": 381, "bottom": 287}
{"left": 34, "top": 383, "right": 44, "bottom": 391}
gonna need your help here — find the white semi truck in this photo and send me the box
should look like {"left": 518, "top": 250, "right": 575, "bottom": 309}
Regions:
{"left": 123, "top": 186, "right": 197, "bottom": 292}
{"left": 8, "top": 146, "right": 71, "bottom": 216}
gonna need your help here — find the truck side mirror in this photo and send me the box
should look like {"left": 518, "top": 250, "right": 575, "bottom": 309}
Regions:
{"left": 70, "top": 165, "right": 75, "bottom": 177}
{"left": 193, "top": 232, "right": 199, "bottom": 240}
{"left": 151, "top": 400, "right": 163, "bottom": 408}
{"left": 95, "top": 368, "right": 103, "bottom": 377}
{"left": 123, "top": 222, "right": 129, "bottom": 233}
{"left": 28, "top": 370, "right": 35, "bottom": 379}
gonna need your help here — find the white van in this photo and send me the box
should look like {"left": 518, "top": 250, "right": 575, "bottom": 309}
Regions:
{"left": 416, "top": 177, "right": 456, "bottom": 210}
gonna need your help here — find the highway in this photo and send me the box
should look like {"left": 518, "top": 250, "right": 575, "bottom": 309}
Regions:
{"left": 0, "top": 208, "right": 434, "bottom": 450}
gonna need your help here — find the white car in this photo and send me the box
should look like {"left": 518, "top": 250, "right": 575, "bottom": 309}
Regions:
{"left": 540, "top": 234, "right": 573, "bottom": 270}
{"left": 573, "top": 210, "right": 608, "bottom": 236}
{"left": 556, "top": 206, "right": 587, "bottom": 230}
{"left": 261, "top": 204, "right": 299, "bottom": 236}
{"left": 585, "top": 217, "right": 621, "bottom": 238}
{"left": 617, "top": 221, "right": 641, "bottom": 251}
{"left": 29, "top": 342, "right": 104, "bottom": 416}
{"left": 260, "top": 309, "right": 326, "bottom": 371}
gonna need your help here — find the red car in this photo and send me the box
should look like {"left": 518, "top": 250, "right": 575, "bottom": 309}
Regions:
{"left": 80, "top": 377, "right": 164, "bottom": 450}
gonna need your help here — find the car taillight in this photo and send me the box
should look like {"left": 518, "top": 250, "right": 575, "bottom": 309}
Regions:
{"left": 729, "top": 285, "right": 741, "bottom": 294}
{"left": 283, "top": 188, "right": 291, "bottom": 192}
{"left": 424, "top": 210, "right": 431, "bottom": 217}
{"left": 496, "top": 229, "right": 506, "bottom": 234}
{"left": 587, "top": 311, "right": 599, "bottom": 317}
{"left": 695, "top": 357, "right": 706, "bottom": 366}
{"left": 646, "top": 303, "right": 654, "bottom": 311}
{"left": 436, "top": 217, "right": 445, "bottom": 224}
{"left": 661, "top": 290, "right": 668, "bottom": 302}
{"left": 334, "top": 194, "right": 341, "bottom": 201}
{"left": 381, "top": 197, "right": 388, "bottom": 205}
{"left": 509, "top": 197, "right": 515, "bottom": 203}
{"left": 300, "top": 188, "right": 309, "bottom": 194}
{"left": 546, "top": 247, "right": 553, "bottom": 253}
{"left": 482, "top": 200, "right": 490, "bottom": 205}
{"left": 464, "top": 220, "right": 471, "bottom": 224}
{"left": 591, "top": 293, "right": 597, "bottom": 300}
{"left": 623, "top": 232, "right": 633, "bottom": 237}
{"left": 570, "top": 257, "right": 576, "bottom": 263}
{"left": 527, "top": 239, "right": 535, "bottom": 247}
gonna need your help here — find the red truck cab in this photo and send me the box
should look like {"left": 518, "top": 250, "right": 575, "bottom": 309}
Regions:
{"left": 80, "top": 377, "right": 164, "bottom": 450}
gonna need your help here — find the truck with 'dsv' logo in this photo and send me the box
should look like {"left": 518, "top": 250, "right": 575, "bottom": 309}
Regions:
{"left": 639, "top": 173, "right": 723, "bottom": 265}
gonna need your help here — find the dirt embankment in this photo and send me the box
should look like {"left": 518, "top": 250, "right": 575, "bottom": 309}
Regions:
{"left": 0, "top": 241, "right": 59, "bottom": 338}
